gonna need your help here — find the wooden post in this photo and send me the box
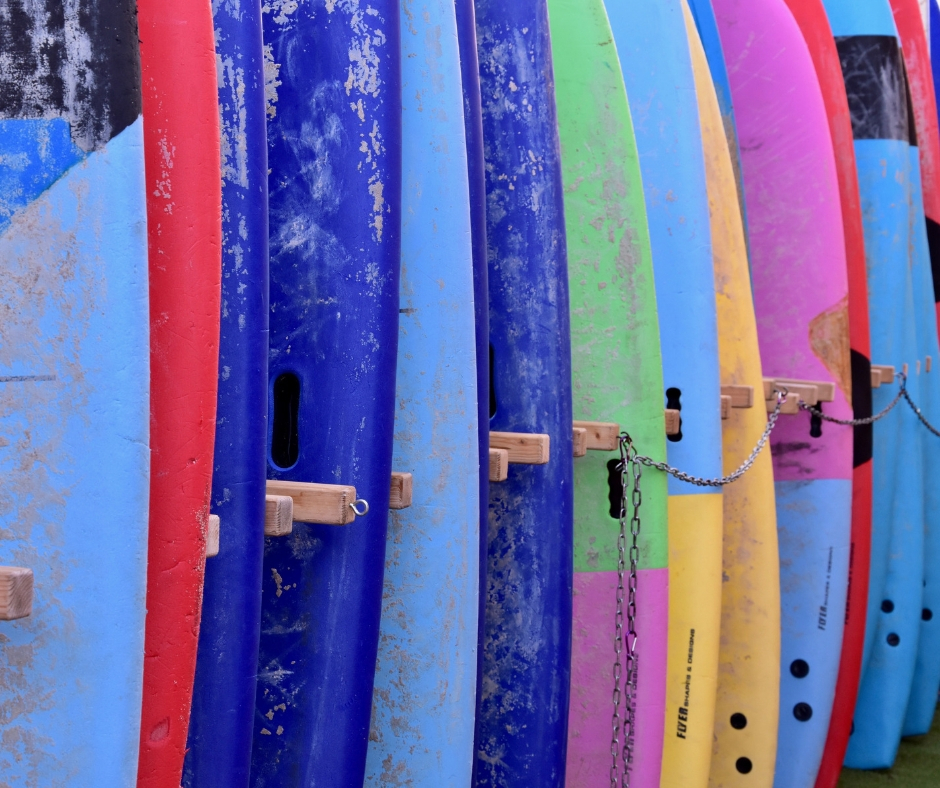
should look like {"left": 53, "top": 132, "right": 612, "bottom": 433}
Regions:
{"left": 572, "top": 427, "right": 588, "bottom": 457}
{"left": 489, "top": 448, "right": 509, "bottom": 482}
{"left": 0, "top": 567, "right": 33, "bottom": 620}
{"left": 665, "top": 409, "right": 681, "bottom": 435}
{"left": 489, "top": 432, "right": 551, "bottom": 464}
{"left": 389, "top": 472, "right": 413, "bottom": 509}
{"left": 720, "top": 385, "right": 755, "bottom": 408}
{"left": 265, "top": 494, "right": 294, "bottom": 537}
{"left": 265, "top": 480, "right": 360, "bottom": 525}
{"left": 572, "top": 420, "right": 620, "bottom": 451}
{"left": 205, "top": 514, "right": 220, "bottom": 558}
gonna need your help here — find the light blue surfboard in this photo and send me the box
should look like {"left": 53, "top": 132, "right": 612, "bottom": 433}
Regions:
{"left": 0, "top": 4, "right": 150, "bottom": 784}
{"left": 822, "top": 0, "right": 927, "bottom": 768}
{"left": 363, "top": 0, "right": 480, "bottom": 783}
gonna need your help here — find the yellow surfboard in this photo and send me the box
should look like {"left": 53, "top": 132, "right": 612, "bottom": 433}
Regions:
{"left": 683, "top": 5, "right": 782, "bottom": 787}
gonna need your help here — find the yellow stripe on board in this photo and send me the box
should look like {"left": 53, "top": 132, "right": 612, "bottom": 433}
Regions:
{"left": 682, "top": 4, "right": 782, "bottom": 788}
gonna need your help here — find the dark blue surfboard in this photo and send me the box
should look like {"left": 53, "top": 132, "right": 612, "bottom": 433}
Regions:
{"left": 455, "top": 0, "right": 491, "bottom": 747}
{"left": 472, "top": 1, "right": 575, "bottom": 785}
{"left": 183, "top": 1, "right": 269, "bottom": 785}
{"left": 249, "top": 2, "right": 401, "bottom": 785}
{"left": 823, "top": 0, "right": 926, "bottom": 768}
{"left": 0, "top": 3, "right": 150, "bottom": 784}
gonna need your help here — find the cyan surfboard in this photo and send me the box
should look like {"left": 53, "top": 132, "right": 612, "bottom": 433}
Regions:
{"left": 609, "top": 4, "right": 724, "bottom": 785}
{"left": 0, "top": 3, "right": 150, "bottom": 784}
{"left": 184, "top": 0, "right": 269, "bottom": 784}
{"left": 472, "top": 0, "right": 575, "bottom": 784}
{"left": 823, "top": 0, "right": 926, "bottom": 768}
{"left": 250, "top": 1, "right": 402, "bottom": 784}
{"left": 363, "top": 0, "right": 479, "bottom": 782}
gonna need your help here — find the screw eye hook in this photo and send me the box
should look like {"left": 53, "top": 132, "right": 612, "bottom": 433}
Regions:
{"left": 349, "top": 499, "right": 369, "bottom": 517}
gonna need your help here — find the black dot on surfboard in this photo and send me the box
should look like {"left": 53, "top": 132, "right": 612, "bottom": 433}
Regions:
{"left": 881, "top": 599, "right": 895, "bottom": 613}
{"left": 793, "top": 703, "right": 813, "bottom": 722}
{"left": 790, "top": 659, "right": 809, "bottom": 679}
{"left": 923, "top": 609, "right": 934, "bottom": 621}
{"left": 887, "top": 633, "right": 900, "bottom": 647}
{"left": 730, "top": 713, "right": 747, "bottom": 730}
{"left": 735, "top": 757, "right": 753, "bottom": 774}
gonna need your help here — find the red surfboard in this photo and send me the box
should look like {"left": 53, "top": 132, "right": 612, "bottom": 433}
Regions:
{"left": 780, "top": 3, "right": 874, "bottom": 787}
{"left": 136, "top": 0, "right": 222, "bottom": 785}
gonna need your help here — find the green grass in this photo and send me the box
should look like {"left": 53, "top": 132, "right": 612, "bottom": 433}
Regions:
{"left": 838, "top": 709, "right": 940, "bottom": 787}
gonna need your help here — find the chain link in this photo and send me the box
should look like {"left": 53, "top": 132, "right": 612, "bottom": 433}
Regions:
{"left": 799, "top": 372, "right": 906, "bottom": 426}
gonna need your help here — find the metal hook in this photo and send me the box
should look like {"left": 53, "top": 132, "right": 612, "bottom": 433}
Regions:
{"left": 349, "top": 498, "right": 369, "bottom": 517}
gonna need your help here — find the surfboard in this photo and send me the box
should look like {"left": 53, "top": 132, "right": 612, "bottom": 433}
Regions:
{"left": 890, "top": 0, "right": 940, "bottom": 738}
{"left": 362, "top": 0, "right": 479, "bottom": 782}
{"left": 714, "top": 2, "right": 855, "bottom": 786}
{"left": 684, "top": 7, "right": 783, "bottom": 788}
{"left": 249, "top": 1, "right": 401, "bottom": 785}
{"left": 0, "top": 4, "right": 150, "bottom": 784}
{"left": 822, "top": 0, "right": 926, "bottom": 768}
{"left": 183, "top": 1, "right": 269, "bottom": 785}
{"left": 686, "top": 0, "right": 750, "bottom": 248}
{"left": 610, "top": 4, "right": 724, "bottom": 785}
{"left": 454, "top": 2, "right": 491, "bottom": 773}
{"left": 472, "top": 1, "right": 575, "bottom": 784}
{"left": 548, "top": 1, "right": 668, "bottom": 786}
{"left": 136, "top": 0, "right": 222, "bottom": 785}
{"left": 772, "top": 4, "right": 875, "bottom": 786}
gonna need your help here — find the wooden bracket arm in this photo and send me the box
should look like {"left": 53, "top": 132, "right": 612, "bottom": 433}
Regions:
{"left": 665, "top": 409, "right": 680, "bottom": 436}
{"left": 721, "top": 395, "right": 731, "bottom": 420}
{"left": 765, "top": 392, "right": 801, "bottom": 414}
{"left": 773, "top": 378, "right": 834, "bottom": 403}
{"left": 721, "top": 384, "right": 755, "bottom": 409}
{"left": 489, "top": 448, "right": 509, "bottom": 482}
{"left": 489, "top": 432, "right": 550, "bottom": 465}
{"left": 265, "top": 494, "right": 294, "bottom": 537}
{"left": 265, "top": 480, "right": 362, "bottom": 526}
{"left": 0, "top": 567, "right": 33, "bottom": 620}
{"left": 205, "top": 514, "right": 220, "bottom": 558}
{"left": 572, "top": 420, "right": 620, "bottom": 451}
{"left": 389, "top": 472, "right": 413, "bottom": 510}
{"left": 870, "top": 365, "right": 895, "bottom": 388}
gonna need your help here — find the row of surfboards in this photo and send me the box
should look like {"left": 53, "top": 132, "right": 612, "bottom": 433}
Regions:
{"left": 2, "top": 0, "right": 940, "bottom": 786}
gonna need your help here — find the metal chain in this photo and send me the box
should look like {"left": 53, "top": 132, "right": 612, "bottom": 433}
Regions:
{"left": 799, "top": 372, "right": 906, "bottom": 425}
{"left": 630, "top": 392, "right": 786, "bottom": 488}
{"left": 901, "top": 382, "right": 940, "bottom": 437}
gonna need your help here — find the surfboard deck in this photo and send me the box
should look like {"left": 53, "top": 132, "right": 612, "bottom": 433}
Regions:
{"left": 890, "top": 0, "right": 940, "bottom": 738}
{"left": 611, "top": 3, "right": 724, "bottom": 785}
{"left": 363, "top": 0, "right": 479, "bottom": 782}
{"left": 183, "top": 1, "right": 269, "bottom": 784}
{"left": 472, "top": 1, "right": 575, "bottom": 784}
{"left": 0, "top": 5, "right": 150, "bottom": 784}
{"left": 714, "top": 1, "right": 855, "bottom": 785}
{"left": 823, "top": 0, "right": 926, "bottom": 767}
{"left": 685, "top": 7, "right": 783, "bottom": 788}
{"left": 249, "top": 2, "right": 402, "bottom": 785}
{"left": 137, "top": 0, "right": 222, "bottom": 784}
{"left": 776, "top": 3, "right": 875, "bottom": 786}
{"left": 547, "top": 1, "right": 668, "bottom": 786}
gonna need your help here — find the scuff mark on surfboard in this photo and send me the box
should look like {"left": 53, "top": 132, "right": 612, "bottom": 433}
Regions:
{"left": 262, "top": 44, "right": 282, "bottom": 119}
{"left": 809, "top": 295, "right": 852, "bottom": 402}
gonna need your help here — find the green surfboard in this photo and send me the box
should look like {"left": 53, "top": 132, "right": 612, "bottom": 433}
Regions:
{"left": 548, "top": 0, "right": 669, "bottom": 784}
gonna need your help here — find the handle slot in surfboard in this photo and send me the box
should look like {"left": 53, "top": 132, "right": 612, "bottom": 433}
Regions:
{"left": 389, "top": 472, "right": 413, "bottom": 510}
{"left": 265, "top": 495, "right": 294, "bottom": 537}
{"left": 489, "top": 448, "right": 510, "bottom": 482}
{"left": 489, "top": 432, "right": 551, "bottom": 465}
{"left": 266, "top": 480, "right": 361, "bottom": 526}
{"left": 0, "top": 567, "right": 33, "bottom": 620}
{"left": 205, "top": 514, "right": 220, "bottom": 558}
